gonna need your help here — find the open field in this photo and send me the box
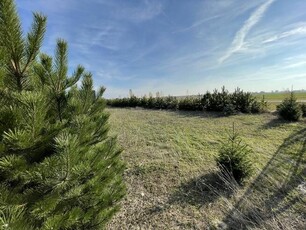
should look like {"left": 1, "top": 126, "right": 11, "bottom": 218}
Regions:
{"left": 107, "top": 108, "right": 306, "bottom": 229}
{"left": 174, "top": 91, "right": 306, "bottom": 102}
{"left": 253, "top": 91, "right": 306, "bottom": 102}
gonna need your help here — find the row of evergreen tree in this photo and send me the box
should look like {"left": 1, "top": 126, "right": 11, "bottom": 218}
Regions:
{"left": 0, "top": 0, "right": 124, "bottom": 229}
{"left": 107, "top": 87, "right": 267, "bottom": 115}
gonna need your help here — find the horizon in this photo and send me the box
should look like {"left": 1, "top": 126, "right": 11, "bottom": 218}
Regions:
{"left": 16, "top": 0, "right": 306, "bottom": 98}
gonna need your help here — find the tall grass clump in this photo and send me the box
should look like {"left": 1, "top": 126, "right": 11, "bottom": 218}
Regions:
{"left": 277, "top": 92, "right": 302, "bottom": 121}
{"left": 216, "top": 126, "right": 253, "bottom": 185}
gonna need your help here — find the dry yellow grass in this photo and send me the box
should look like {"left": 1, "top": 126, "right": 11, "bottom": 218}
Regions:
{"left": 107, "top": 108, "right": 306, "bottom": 229}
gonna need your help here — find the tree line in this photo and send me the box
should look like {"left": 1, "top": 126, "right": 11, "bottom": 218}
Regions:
{"left": 107, "top": 87, "right": 268, "bottom": 115}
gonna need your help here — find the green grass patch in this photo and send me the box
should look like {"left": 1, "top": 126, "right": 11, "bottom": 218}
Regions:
{"left": 253, "top": 91, "right": 306, "bottom": 101}
{"left": 107, "top": 108, "right": 306, "bottom": 229}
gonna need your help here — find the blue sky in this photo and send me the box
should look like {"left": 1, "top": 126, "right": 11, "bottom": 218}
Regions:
{"left": 16, "top": 0, "right": 306, "bottom": 98}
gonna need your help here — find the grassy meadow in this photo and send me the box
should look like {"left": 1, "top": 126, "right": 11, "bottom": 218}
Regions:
{"left": 253, "top": 91, "right": 306, "bottom": 101}
{"left": 254, "top": 92, "right": 306, "bottom": 111}
{"left": 106, "top": 108, "right": 306, "bottom": 229}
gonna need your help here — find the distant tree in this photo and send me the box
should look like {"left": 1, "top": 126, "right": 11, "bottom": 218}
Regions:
{"left": 129, "top": 89, "right": 134, "bottom": 98}
{"left": 0, "top": 0, "right": 125, "bottom": 229}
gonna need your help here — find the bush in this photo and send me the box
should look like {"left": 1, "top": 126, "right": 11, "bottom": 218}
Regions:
{"left": 216, "top": 126, "right": 253, "bottom": 185}
{"left": 146, "top": 96, "right": 156, "bottom": 109}
{"left": 178, "top": 96, "right": 202, "bottom": 111}
{"left": 0, "top": 1, "right": 125, "bottom": 228}
{"left": 300, "top": 103, "right": 306, "bottom": 117}
{"left": 223, "top": 103, "right": 236, "bottom": 116}
{"left": 164, "top": 96, "right": 178, "bottom": 110}
{"left": 277, "top": 92, "right": 302, "bottom": 121}
{"left": 230, "top": 88, "right": 261, "bottom": 113}
{"left": 202, "top": 87, "right": 230, "bottom": 112}
{"left": 129, "top": 95, "right": 139, "bottom": 107}
{"left": 250, "top": 100, "right": 261, "bottom": 113}
{"left": 139, "top": 96, "right": 148, "bottom": 107}
{"left": 154, "top": 96, "right": 167, "bottom": 109}
{"left": 178, "top": 97, "right": 193, "bottom": 111}
{"left": 201, "top": 87, "right": 261, "bottom": 114}
{"left": 253, "top": 95, "right": 268, "bottom": 113}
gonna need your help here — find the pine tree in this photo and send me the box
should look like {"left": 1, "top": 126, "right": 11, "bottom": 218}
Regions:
{"left": 0, "top": 0, "right": 125, "bottom": 229}
{"left": 277, "top": 92, "right": 302, "bottom": 121}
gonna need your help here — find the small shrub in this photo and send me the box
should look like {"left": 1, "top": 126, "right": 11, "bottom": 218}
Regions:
{"left": 231, "top": 88, "right": 262, "bottom": 113}
{"left": 178, "top": 97, "right": 202, "bottom": 111}
{"left": 155, "top": 96, "right": 167, "bottom": 109}
{"left": 202, "top": 87, "right": 230, "bottom": 112}
{"left": 140, "top": 96, "right": 148, "bottom": 107}
{"left": 129, "top": 95, "right": 139, "bottom": 107}
{"left": 216, "top": 126, "right": 253, "bottom": 185}
{"left": 300, "top": 103, "right": 306, "bottom": 117}
{"left": 164, "top": 96, "right": 178, "bottom": 110}
{"left": 250, "top": 97, "right": 268, "bottom": 114}
{"left": 178, "top": 97, "right": 193, "bottom": 111}
{"left": 277, "top": 92, "right": 302, "bottom": 121}
{"left": 250, "top": 100, "right": 260, "bottom": 113}
{"left": 146, "top": 96, "right": 156, "bottom": 109}
{"left": 223, "top": 103, "right": 236, "bottom": 116}
{"left": 201, "top": 87, "right": 260, "bottom": 114}
{"left": 255, "top": 95, "right": 268, "bottom": 113}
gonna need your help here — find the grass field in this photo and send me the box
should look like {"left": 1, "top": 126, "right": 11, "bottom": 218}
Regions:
{"left": 255, "top": 92, "right": 306, "bottom": 111}
{"left": 106, "top": 108, "right": 306, "bottom": 229}
{"left": 176, "top": 91, "right": 306, "bottom": 102}
{"left": 253, "top": 91, "right": 306, "bottom": 101}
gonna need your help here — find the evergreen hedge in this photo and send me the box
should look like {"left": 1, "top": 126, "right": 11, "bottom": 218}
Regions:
{"left": 107, "top": 87, "right": 265, "bottom": 115}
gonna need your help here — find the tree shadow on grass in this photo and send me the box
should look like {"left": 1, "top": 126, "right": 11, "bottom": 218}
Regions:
{"left": 167, "top": 171, "right": 236, "bottom": 207}
{"left": 261, "top": 117, "right": 292, "bottom": 129}
{"left": 170, "top": 110, "right": 223, "bottom": 119}
{"left": 145, "top": 170, "right": 237, "bottom": 218}
{"left": 221, "top": 128, "right": 306, "bottom": 229}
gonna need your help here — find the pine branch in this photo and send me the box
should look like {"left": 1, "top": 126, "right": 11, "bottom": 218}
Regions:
{"left": 35, "top": 53, "right": 54, "bottom": 88}
{"left": 96, "top": 86, "right": 106, "bottom": 99}
{"left": 0, "top": 0, "right": 24, "bottom": 91}
{"left": 22, "top": 13, "right": 47, "bottom": 75}
{"left": 80, "top": 72, "right": 94, "bottom": 112}
{"left": 54, "top": 39, "right": 68, "bottom": 86}
{"left": 65, "top": 65, "right": 84, "bottom": 88}
{"left": 0, "top": 88, "right": 12, "bottom": 103}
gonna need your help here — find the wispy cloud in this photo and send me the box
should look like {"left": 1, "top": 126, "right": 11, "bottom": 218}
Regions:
{"left": 96, "top": 70, "right": 135, "bottom": 81}
{"left": 263, "top": 24, "right": 306, "bottom": 43}
{"left": 281, "top": 54, "right": 306, "bottom": 69}
{"left": 114, "top": 0, "right": 163, "bottom": 22}
{"left": 219, "top": 0, "right": 276, "bottom": 63}
{"left": 173, "top": 15, "right": 221, "bottom": 33}
{"left": 89, "top": 25, "right": 126, "bottom": 51}
{"left": 17, "top": 0, "right": 306, "bottom": 96}
{"left": 283, "top": 61, "right": 306, "bottom": 69}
